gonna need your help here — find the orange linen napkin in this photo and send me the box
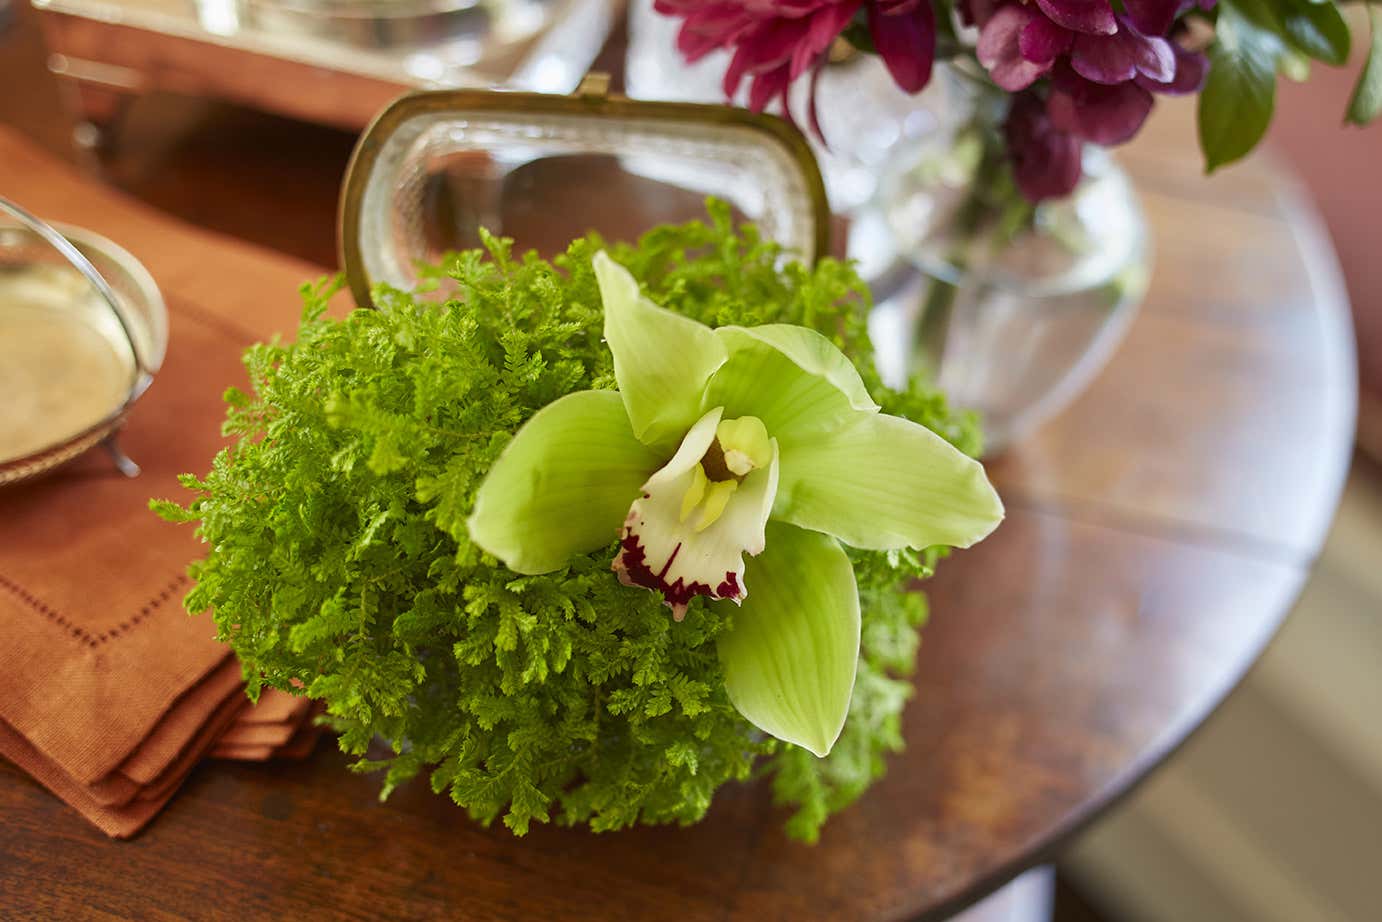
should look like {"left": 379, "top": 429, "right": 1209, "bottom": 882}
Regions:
{"left": 0, "top": 308, "right": 247, "bottom": 782}
{"left": 216, "top": 722, "right": 301, "bottom": 748}
{"left": 209, "top": 728, "right": 325, "bottom": 762}
{"left": 231, "top": 686, "right": 312, "bottom": 726}
{"left": 83, "top": 658, "right": 248, "bottom": 807}
{"left": 210, "top": 696, "right": 325, "bottom": 762}
{"left": 0, "top": 128, "right": 346, "bottom": 838}
{"left": 0, "top": 302, "right": 267, "bottom": 835}
{"left": 0, "top": 685, "right": 249, "bottom": 838}
{"left": 0, "top": 720, "right": 171, "bottom": 839}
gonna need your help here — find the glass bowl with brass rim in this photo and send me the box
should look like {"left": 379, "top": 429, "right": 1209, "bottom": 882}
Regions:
{"left": 337, "top": 75, "right": 831, "bottom": 306}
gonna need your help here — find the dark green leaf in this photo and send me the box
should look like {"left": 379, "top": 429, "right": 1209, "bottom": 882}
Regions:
{"left": 1280, "top": 0, "right": 1351, "bottom": 65}
{"left": 841, "top": 21, "right": 875, "bottom": 53}
{"left": 1231, "top": 0, "right": 1293, "bottom": 37}
{"left": 1348, "top": 4, "right": 1382, "bottom": 124}
{"left": 1200, "top": 2, "right": 1283, "bottom": 172}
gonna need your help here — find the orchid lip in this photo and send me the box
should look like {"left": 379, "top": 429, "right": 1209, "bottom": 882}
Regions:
{"left": 612, "top": 409, "right": 778, "bottom": 621}
{"left": 613, "top": 523, "right": 744, "bottom": 623}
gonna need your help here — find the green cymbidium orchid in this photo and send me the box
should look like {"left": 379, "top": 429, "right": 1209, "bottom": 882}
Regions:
{"left": 467, "top": 252, "right": 1004, "bottom": 757}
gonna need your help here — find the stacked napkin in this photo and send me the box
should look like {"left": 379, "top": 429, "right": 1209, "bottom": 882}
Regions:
{"left": 210, "top": 688, "right": 326, "bottom": 762}
{"left": 0, "top": 559, "right": 322, "bottom": 838}
{"left": 0, "top": 295, "right": 323, "bottom": 838}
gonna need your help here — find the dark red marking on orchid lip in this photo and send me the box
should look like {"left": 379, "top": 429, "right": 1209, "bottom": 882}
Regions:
{"left": 614, "top": 532, "right": 742, "bottom": 621}
{"left": 715, "top": 571, "right": 740, "bottom": 600}
{"left": 616, "top": 534, "right": 712, "bottom": 606}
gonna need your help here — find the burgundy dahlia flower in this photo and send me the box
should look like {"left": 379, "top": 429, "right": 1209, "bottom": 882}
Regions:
{"left": 977, "top": 5, "right": 1181, "bottom": 97}
{"left": 656, "top": 0, "right": 938, "bottom": 125}
{"left": 1044, "top": 65, "right": 1157, "bottom": 145}
{"left": 1004, "top": 91, "right": 1083, "bottom": 201}
{"left": 868, "top": 0, "right": 938, "bottom": 93}
{"left": 977, "top": 0, "right": 1208, "bottom": 198}
{"left": 659, "top": 0, "right": 1211, "bottom": 204}
{"left": 1033, "top": 0, "right": 1116, "bottom": 36}
{"left": 1123, "top": 0, "right": 1217, "bottom": 39}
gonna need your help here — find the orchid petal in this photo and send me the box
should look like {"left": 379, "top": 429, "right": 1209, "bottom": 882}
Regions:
{"left": 467, "top": 390, "right": 663, "bottom": 574}
{"left": 614, "top": 407, "right": 781, "bottom": 620}
{"left": 775, "top": 412, "right": 1004, "bottom": 551}
{"left": 702, "top": 325, "right": 879, "bottom": 447}
{"left": 594, "top": 251, "right": 728, "bottom": 451}
{"left": 716, "top": 520, "right": 859, "bottom": 758}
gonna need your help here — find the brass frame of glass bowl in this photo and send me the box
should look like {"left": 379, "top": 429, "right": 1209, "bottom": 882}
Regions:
{"left": 0, "top": 210, "right": 166, "bottom": 486}
{"left": 338, "top": 75, "right": 832, "bottom": 309}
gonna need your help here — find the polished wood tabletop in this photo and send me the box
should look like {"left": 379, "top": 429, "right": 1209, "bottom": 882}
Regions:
{"left": 0, "top": 8, "right": 1358, "bottom": 920}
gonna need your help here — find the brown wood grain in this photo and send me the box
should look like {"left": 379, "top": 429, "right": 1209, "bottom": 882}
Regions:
{"left": 0, "top": 8, "right": 1358, "bottom": 919}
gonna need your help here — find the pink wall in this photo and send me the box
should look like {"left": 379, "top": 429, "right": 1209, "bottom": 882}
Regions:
{"left": 1269, "top": 54, "right": 1381, "bottom": 450}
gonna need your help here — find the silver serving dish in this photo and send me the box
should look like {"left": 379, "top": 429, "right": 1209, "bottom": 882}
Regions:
{"left": 0, "top": 199, "right": 166, "bottom": 486}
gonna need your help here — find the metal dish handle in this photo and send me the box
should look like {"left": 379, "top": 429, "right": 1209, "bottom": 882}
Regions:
{"left": 0, "top": 196, "right": 154, "bottom": 385}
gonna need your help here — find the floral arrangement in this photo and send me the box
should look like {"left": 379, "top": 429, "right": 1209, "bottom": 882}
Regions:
{"left": 656, "top": 0, "right": 1382, "bottom": 200}
{"left": 156, "top": 206, "right": 1002, "bottom": 841}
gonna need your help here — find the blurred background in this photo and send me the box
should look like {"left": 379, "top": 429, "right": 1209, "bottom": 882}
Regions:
{"left": 1, "top": 1, "right": 1378, "bottom": 919}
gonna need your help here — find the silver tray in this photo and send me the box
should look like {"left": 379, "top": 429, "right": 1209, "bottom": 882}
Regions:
{"left": 0, "top": 200, "right": 166, "bottom": 486}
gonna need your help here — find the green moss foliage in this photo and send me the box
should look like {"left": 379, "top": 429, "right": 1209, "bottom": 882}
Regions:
{"left": 155, "top": 203, "right": 980, "bottom": 842}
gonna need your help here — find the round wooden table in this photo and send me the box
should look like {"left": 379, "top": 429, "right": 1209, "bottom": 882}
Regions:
{"left": 0, "top": 68, "right": 1357, "bottom": 920}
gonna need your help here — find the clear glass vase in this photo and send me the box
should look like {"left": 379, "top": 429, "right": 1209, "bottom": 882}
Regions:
{"left": 868, "top": 65, "right": 1150, "bottom": 455}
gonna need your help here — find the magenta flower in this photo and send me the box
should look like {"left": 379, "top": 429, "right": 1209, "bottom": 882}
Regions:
{"left": 1044, "top": 66, "right": 1156, "bottom": 145}
{"left": 1122, "top": 0, "right": 1217, "bottom": 38}
{"left": 657, "top": 0, "right": 1213, "bottom": 204}
{"left": 1033, "top": 0, "right": 1116, "bottom": 35}
{"left": 1138, "top": 40, "right": 1210, "bottom": 95}
{"left": 1122, "top": 0, "right": 1180, "bottom": 35}
{"left": 955, "top": 0, "right": 1000, "bottom": 28}
{"left": 656, "top": 0, "right": 856, "bottom": 116}
{"left": 1005, "top": 91, "right": 1083, "bottom": 201}
{"left": 976, "top": 5, "right": 1051, "bottom": 91}
{"left": 977, "top": 5, "right": 1177, "bottom": 95}
{"left": 975, "top": 0, "right": 1207, "bottom": 200}
{"left": 868, "top": 0, "right": 937, "bottom": 93}
{"left": 656, "top": 0, "right": 937, "bottom": 126}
